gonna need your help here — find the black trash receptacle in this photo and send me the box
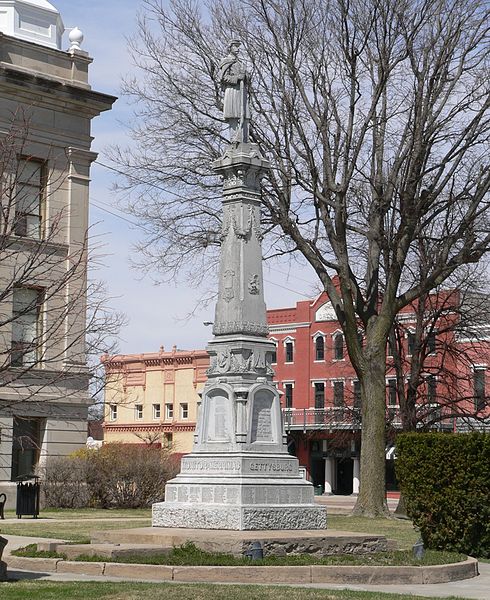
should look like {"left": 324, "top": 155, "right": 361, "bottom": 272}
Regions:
{"left": 16, "top": 479, "right": 40, "bottom": 519}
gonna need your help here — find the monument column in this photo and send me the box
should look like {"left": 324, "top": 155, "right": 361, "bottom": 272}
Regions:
{"left": 152, "top": 40, "right": 326, "bottom": 531}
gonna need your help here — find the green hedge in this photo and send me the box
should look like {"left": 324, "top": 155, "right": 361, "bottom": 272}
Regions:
{"left": 395, "top": 432, "right": 490, "bottom": 558}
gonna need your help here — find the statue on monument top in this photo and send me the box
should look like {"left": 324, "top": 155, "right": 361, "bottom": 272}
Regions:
{"left": 217, "top": 39, "right": 250, "bottom": 144}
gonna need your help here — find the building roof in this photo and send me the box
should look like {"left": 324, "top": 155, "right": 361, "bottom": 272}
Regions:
{"left": 0, "top": 0, "right": 64, "bottom": 50}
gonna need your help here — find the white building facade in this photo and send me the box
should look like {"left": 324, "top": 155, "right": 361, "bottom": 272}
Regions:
{"left": 0, "top": 0, "right": 115, "bottom": 506}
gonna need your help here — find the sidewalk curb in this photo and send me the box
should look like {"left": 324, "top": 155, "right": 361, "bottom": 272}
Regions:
{"left": 4, "top": 555, "right": 479, "bottom": 585}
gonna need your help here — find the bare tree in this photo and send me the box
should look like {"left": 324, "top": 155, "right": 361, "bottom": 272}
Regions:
{"left": 111, "top": 0, "right": 490, "bottom": 516}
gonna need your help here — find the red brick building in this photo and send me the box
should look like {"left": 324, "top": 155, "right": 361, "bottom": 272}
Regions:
{"left": 268, "top": 290, "right": 490, "bottom": 495}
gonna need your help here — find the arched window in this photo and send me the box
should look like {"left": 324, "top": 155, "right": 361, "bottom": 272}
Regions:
{"left": 315, "top": 336, "right": 325, "bottom": 361}
{"left": 333, "top": 332, "right": 344, "bottom": 360}
{"left": 284, "top": 339, "right": 294, "bottom": 362}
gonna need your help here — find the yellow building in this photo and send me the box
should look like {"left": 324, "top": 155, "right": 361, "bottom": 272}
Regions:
{"left": 102, "top": 347, "right": 209, "bottom": 455}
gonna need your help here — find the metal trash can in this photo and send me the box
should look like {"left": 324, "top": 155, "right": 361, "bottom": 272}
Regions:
{"left": 16, "top": 478, "right": 40, "bottom": 519}
{"left": 314, "top": 484, "right": 324, "bottom": 496}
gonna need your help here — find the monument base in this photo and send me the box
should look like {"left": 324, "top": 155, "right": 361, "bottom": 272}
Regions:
{"left": 91, "top": 526, "right": 389, "bottom": 557}
{"left": 152, "top": 502, "right": 327, "bottom": 530}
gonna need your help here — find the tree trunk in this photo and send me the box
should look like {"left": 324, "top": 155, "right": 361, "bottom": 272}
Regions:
{"left": 353, "top": 347, "right": 389, "bottom": 517}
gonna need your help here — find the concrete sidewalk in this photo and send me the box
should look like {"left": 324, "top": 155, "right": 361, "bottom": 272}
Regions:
{"left": 2, "top": 534, "right": 489, "bottom": 599}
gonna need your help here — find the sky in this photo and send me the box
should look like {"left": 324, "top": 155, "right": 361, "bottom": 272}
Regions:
{"left": 54, "top": 0, "right": 319, "bottom": 355}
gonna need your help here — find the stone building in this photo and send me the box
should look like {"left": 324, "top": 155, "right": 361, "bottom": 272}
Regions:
{"left": 0, "top": 0, "right": 115, "bottom": 506}
{"left": 102, "top": 348, "right": 209, "bottom": 455}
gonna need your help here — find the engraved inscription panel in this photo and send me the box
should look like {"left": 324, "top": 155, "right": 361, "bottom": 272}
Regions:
{"left": 206, "top": 392, "right": 232, "bottom": 442}
{"left": 250, "top": 390, "right": 274, "bottom": 443}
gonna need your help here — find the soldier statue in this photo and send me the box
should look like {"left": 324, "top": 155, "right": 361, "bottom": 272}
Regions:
{"left": 217, "top": 39, "right": 250, "bottom": 143}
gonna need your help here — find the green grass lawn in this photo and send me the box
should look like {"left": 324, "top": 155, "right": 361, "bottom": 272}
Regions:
{"left": 0, "top": 582, "right": 469, "bottom": 600}
{"left": 3, "top": 508, "right": 151, "bottom": 520}
{"left": 328, "top": 515, "right": 419, "bottom": 549}
{"left": 0, "top": 509, "right": 418, "bottom": 548}
{"left": 0, "top": 519, "right": 152, "bottom": 543}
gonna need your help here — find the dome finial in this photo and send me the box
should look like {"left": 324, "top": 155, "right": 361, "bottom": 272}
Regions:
{"left": 68, "top": 26, "right": 84, "bottom": 52}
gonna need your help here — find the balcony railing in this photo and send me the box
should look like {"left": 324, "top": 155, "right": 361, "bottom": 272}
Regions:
{"left": 282, "top": 407, "right": 362, "bottom": 431}
{"left": 281, "top": 406, "right": 454, "bottom": 431}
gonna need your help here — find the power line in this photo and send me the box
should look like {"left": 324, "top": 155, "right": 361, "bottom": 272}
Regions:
{"left": 94, "top": 160, "right": 188, "bottom": 199}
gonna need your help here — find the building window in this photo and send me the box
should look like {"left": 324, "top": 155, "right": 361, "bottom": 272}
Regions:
{"left": 333, "top": 381, "right": 344, "bottom": 407}
{"left": 474, "top": 368, "right": 486, "bottom": 411}
{"left": 110, "top": 405, "right": 117, "bottom": 421}
{"left": 314, "top": 383, "right": 325, "bottom": 409}
{"left": 11, "top": 287, "right": 43, "bottom": 367}
{"left": 153, "top": 404, "right": 161, "bottom": 419}
{"left": 407, "top": 331, "right": 416, "bottom": 356}
{"left": 353, "top": 380, "right": 361, "bottom": 409}
{"left": 163, "top": 432, "right": 173, "bottom": 449}
{"left": 333, "top": 333, "right": 344, "bottom": 360}
{"left": 285, "top": 341, "right": 294, "bottom": 363}
{"left": 135, "top": 404, "right": 143, "bottom": 420}
{"left": 284, "top": 383, "right": 294, "bottom": 409}
{"left": 180, "top": 403, "right": 189, "bottom": 420}
{"left": 387, "top": 379, "right": 397, "bottom": 406}
{"left": 357, "top": 331, "right": 364, "bottom": 348}
{"left": 427, "top": 332, "right": 436, "bottom": 355}
{"left": 165, "top": 403, "right": 173, "bottom": 419}
{"left": 315, "top": 336, "right": 324, "bottom": 361}
{"left": 15, "top": 158, "right": 44, "bottom": 239}
{"left": 270, "top": 345, "right": 277, "bottom": 364}
{"left": 11, "top": 417, "right": 41, "bottom": 481}
{"left": 427, "top": 375, "right": 437, "bottom": 403}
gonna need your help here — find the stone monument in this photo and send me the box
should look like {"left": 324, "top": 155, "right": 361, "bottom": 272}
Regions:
{"left": 152, "top": 41, "right": 326, "bottom": 530}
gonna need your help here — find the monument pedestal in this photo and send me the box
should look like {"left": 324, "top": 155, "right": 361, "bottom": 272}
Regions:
{"left": 153, "top": 452, "right": 326, "bottom": 530}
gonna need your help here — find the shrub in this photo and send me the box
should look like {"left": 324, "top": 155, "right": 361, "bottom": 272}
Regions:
{"left": 395, "top": 432, "right": 490, "bottom": 558}
{"left": 42, "top": 457, "right": 89, "bottom": 508}
{"left": 83, "top": 444, "right": 179, "bottom": 509}
{"left": 42, "top": 444, "right": 179, "bottom": 509}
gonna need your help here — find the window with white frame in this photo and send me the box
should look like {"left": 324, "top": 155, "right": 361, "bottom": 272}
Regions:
{"left": 427, "top": 331, "right": 437, "bottom": 355}
{"left": 15, "top": 158, "right": 45, "bottom": 239}
{"left": 357, "top": 330, "right": 364, "bottom": 348}
{"left": 314, "top": 335, "right": 325, "bottom": 361}
{"left": 135, "top": 404, "right": 143, "bottom": 420}
{"left": 285, "top": 340, "right": 294, "bottom": 363}
{"left": 387, "top": 379, "right": 397, "bottom": 406}
{"left": 110, "top": 404, "right": 117, "bottom": 421}
{"left": 165, "top": 403, "right": 174, "bottom": 419}
{"left": 180, "top": 402, "right": 189, "bottom": 420}
{"left": 407, "top": 331, "right": 416, "bottom": 356}
{"left": 333, "top": 380, "right": 345, "bottom": 407}
{"left": 314, "top": 382, "right": 325, "bottom": 409}
{"left": 353, "top": 380, "right": 361, "bottom": 408}
{"left": 473, "top": 367, "right": 486, "bottom": 411}
{"left": 11, "top": 287, "right": 43, "bottom": 367}
{"left": 270, "top": 340, "right": 277, "bottom": 364}
{"left": 153, "top": 403, "right": 161, "bottom": 419}
{"left": 427, "top": 375, "right": 437, "bottom": 403}
{"left": 284, "top": 383, "right": 294, "bottom": 409}
{"left": 333, "top": 332, "right": 344, "bottom": 360}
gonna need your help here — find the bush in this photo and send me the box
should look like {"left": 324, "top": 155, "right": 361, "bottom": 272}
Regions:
{"left": 42, "top": 457, "right": 89, "bottom": 508}
{"left": 83, "top": 444, "right": 179, "bottom": 508}
{"left": 43, "top": 444, "right": 179, "bottom": 509}
{"left": 395, "top": 432, "right": 490, "bottom": 558}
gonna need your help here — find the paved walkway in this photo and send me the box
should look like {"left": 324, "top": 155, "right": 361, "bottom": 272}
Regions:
{"left": 2, "top": 534, "right": 489, "bottom": 599}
